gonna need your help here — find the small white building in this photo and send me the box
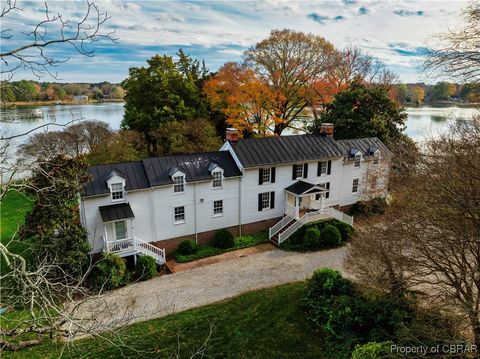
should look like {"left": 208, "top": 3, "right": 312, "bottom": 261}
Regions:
{"left": 79, "top": 124, "right": 391, "bottom": 264}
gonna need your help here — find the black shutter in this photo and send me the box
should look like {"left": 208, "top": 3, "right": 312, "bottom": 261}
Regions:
{"left": 327, "top": 160, "right": 332, "bottom": 175}
{"left": 326, "top": 182, "right": 330, "bottom": 198}
{"left": 259, "top": 168, "right": 263, "bottom": 185}
{"left": 271, "top": 167, "right": 276, "bottom": 183}
{"left": 317, "top": 162, "right": 321, "bottom": 176}
{"left": 258, "top": 193, "right": 262, "bottom": 211}
{"left": 292, "top": 165, "right": 296, "bottom": 180}
{"left": 270, "top": 191, "right": 275, "bottom": 209}
{"left": 303, "top": 163, "right": 308, "bottom": 178}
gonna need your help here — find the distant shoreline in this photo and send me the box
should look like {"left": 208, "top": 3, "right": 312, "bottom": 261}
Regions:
{"left": 1, "top": 99, "right": 125, "bottom": 108}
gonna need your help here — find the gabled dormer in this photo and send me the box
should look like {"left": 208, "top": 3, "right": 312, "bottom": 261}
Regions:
{"left": 368, "top": 145, "right": 381, "bottom": 164}
{"left": 169, "top": 166, "right": 186, "bottom": 194}
{"left": 208, "top": 162, "right": 224, "bottom": 189}
{"left": 349, "top": 148, "right": 362, "bottom": 168}
{"left": 106, "top": 170, "right": 126, "bottom": 202}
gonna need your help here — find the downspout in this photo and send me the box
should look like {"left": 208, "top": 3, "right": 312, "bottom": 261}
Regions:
{"left": 194, "top": 182, "right": 198, "bottom": 243}
{"left": 238, "top": 177, "right": 242, "bottom": 236}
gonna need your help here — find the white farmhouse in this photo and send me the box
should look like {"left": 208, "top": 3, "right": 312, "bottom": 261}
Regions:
{"left": 79, "top": 124, "right": 391, "bottom": 264}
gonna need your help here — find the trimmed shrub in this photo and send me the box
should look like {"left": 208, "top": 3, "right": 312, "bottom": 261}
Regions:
{"left": 94, "top": 253, "right": 127, "bottom": 289}
{"left": 304, "top": 268, "right": 355, "bottom": 299}
{"left": 211, "top": 228, "right": 234, "bottom": 249}
{"left": 304, "top": 227, "right": 321, "bottom": 249}
{"left": 351, "top": 341, "right": 395, "bottom": 359}
{"left": 178, "top": 239, "right": 198, "bottom": 255}
{"left": 135, "top": 255, "right": 157, "bottom": 280}
{"left": 334, "top": 221, "right": 354, "bottom": 243}
{"left": 321, "top": 224, "right": 342, "bottom": 246}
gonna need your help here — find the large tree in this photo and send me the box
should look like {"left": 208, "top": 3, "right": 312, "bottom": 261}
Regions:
{"left": 311, "top": 80, "right": 407, "bottom": 148}
{"left": 121, "top": 52, "right": 211, "bottom": 145}
{"left": 425, "top": 1, "right": 480, "bottom": 82}
{"left": 346, "top": 117, "right": 480, "bottom": 348}
{"left": 205, "top": 29, "right": 339, "bottom": 136}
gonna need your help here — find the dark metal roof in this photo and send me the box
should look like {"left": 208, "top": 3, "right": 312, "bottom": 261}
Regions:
{"left": 230, "top": 134, "right": 344, "bottom": 168}
{"left": 99, "top": 203, "right": 135, "bottom": 222}
{"left": 335, "top": 137, "right": 391, "bottom": 158}
{"left": 141, "top": 151, "right": 242, "bottom": 187}
{"left": 83, "top": 151, "right": 241, "bottom": 197}
{"left": 285, "top": 180, "right": 323, "bottom": 195}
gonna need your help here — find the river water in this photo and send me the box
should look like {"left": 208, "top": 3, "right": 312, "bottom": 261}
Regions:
{"left": 1, "top": 102, "right": 477, "bottom": 146}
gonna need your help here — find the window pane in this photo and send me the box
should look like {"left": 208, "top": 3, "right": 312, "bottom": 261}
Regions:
{"left": 354, "top": 156, "right": 361, "bottom": 167}
{"left": 115, "top": 221, "right": 127, "bottom": 239}
{"left": 352, "top": 179, "right": 359, "bottom": 193}
{"left": 262, "top": 168, "right": 271, "bottom": 183}
{"left": 261, "top": 192, "right": 270, "bottom": 210}
{"left": 213, "top": 200, "right": 223, "bottom": 214}
{"left": 173, "top": 176, "right": 184, "bottom": 193}
{"left": 213, "top": 172, "right": 222, "bottom": 188}
{"left": 321, "top": 162, "right": 327, "bottom": 174}
{"left": 295, "top": 165, "right": 303, "bottom": 178}
{"left": 174, "top": 206, "right": 185, "bottom": 221}
{"left": 111, "top": 183, "right": 123, "bottom": 199}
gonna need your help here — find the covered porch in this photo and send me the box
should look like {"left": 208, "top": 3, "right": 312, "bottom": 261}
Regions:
{"left": 98, "top": 203, "right": 165, "bottom": 264}
{"left": 284, "top": 180, "right": 328, "bottom": 218}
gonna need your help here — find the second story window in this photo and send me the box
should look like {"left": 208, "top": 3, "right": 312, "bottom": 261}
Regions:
{"left": 212, "top": 172, "right": 222, "bottom": 188}
{"left": 293, "top": 164, "right": 307, "bottom": 180}
{"left": 262, "top": 168, "right": 271, "bottom": 183}
{"left": 213, "top": 200, "right": 223, "bottom": 215}
{"left": 111, "top": 183, "right": 124, "bottom": 200}
{"left": 173, "top": 175, "right": 185, "bottom": 193}
{"left": 174, "top": 206, "right": 185, "bottom": 223}
{"left": 354, "top": 154, "right": 361, "bottom": 168}
{"left": 295, "top": 164, "right": 304, "bottom": 178}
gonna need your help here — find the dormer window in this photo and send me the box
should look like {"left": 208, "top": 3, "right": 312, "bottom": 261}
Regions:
{"left": 354, "top": 154, "right": 361, "bottom": 168}
{"left": 111, "top": 183, "right": 124, "bottom": 200}
{"left": 212, "top": 171, "right": 223, "bottom": 188}
{"left": 173, "top": 175, "right": 185, "bottom": 193}
{"left": 373, "top": 153, "right": 380, "bottom": 165}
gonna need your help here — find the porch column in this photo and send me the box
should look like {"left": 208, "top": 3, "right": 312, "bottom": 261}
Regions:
{"left": 284, "top": 192, "right": 288, "bottom": 216}
{"left": 103, "top": 225, "right": 108, "bottom": 252}
{"left": 295, "top": 196, "right": 300, "bottom": 219}
{"left": 320, "top": 194, "right": 325, "bottom": 211}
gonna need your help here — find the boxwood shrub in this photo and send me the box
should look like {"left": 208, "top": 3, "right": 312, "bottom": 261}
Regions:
{"left": 178, "top": 239, "right": 198, "bottom": 255}
{"left": 304, "top": 227, "right": 321, "bottom": 249}
{"left": 320, "top": 224, "right": 342, "bottom": 247}
{"left": 135, "top": 255, "right": 157, "bottom": 280}
{"left": 93, "top": 253, "right": 128, "bottom": 290}
{"left": 211, "top": 228, "right": 235, "bottom": 249}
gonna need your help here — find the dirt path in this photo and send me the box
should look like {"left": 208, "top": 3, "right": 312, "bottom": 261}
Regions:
{"left": 73, "top": 246, "right": 347, "bottom": 336}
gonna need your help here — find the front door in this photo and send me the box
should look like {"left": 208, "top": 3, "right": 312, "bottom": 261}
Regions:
{"left": 114, "top": 220, "right": 127, "bottom": 240}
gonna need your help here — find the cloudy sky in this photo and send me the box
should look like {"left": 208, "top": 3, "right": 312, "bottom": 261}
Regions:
{"left": 2, "top": 0, "right": 469, "bottom": 83}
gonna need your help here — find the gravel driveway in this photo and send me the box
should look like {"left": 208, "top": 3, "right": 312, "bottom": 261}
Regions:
{"left": 72, "top": 246, "right": 347, "bottom": 336}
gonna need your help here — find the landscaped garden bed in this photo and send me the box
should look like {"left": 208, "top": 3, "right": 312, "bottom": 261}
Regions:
{"left": 279, "top": 219, "right": 353, "bottom": 252}
{"left": 174, "top": 230, "right": 269, "bottom": 263}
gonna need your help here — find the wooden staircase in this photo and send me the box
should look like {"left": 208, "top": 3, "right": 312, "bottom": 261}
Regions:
{"left": 270, "top": 218, "right": 297, "bottom": 245}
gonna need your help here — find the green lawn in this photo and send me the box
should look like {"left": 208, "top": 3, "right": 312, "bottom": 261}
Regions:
{"left": 0, "top": 190, "right": 35, "bottom": 260}
{"left": 8, "top": 282, "right": 330, "bottom": 359}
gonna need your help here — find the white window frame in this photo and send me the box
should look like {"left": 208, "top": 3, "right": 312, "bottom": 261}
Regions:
{"left": 212, "top": 171, "right": 223, "bottom": 188}
{"left": 352, "top": 178, "right": 359, "bottom": 194}
{"left": 174, "top": 206, "right": 185, "bottom": 223}
{"left": 295, "top": 164, "right": 303, "bottom": 179}
{"left": 354, "top": 154, "right": 361, "bottom": 168}
{"left": 373, "top": 153, "right": 380, "bottom": 165}
{"left": 319, "top": 161, "right": 328, "bottom": 175}
{"left": 173, "top": 175, "right": 185, "bottom": 193}
{"left": 111, "top": 182, "right": 124, "bottom": 201}
{"left": 114, "top": 220, "right": 127, "bottom": 240}
{"left": 213, "top": 200, "right": 223, "bottom": 216}
{"left": 262, "top": 168, "right": 271, "bottom": 184}
{"left": 261, "top": 192, "right": 271, "bottom": 211}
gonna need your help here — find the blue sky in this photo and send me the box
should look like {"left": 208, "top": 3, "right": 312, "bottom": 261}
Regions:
{"left": 2, "top": 0, "right": 468, "bottom": 83}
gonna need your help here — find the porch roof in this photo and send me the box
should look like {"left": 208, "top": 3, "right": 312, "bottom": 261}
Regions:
{"left": 284, "top": 180, "right": 325, "bottom": 196}
{"left": 99, "top": 203, "right": 135, "bottom": 222}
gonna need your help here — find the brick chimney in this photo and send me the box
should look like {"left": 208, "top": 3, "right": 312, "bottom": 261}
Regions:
{"left": 319, "top": 123, "right": 334, "bottom": 137}
{"left": 225, "top": 128, "right": 239, "bottom": 143}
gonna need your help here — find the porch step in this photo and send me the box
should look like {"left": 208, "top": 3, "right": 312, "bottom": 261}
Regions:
{"left": 270, "top": 218, "right": 297, "bottom": 246}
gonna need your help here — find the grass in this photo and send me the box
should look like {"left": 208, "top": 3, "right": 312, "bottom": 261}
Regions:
{"left": 0, "top": 190, "right": 35, "bottom": 259}
{"left": 7, "top": 282, "right": 330, "bottom": 359}
{"left": 174, "top": 230, "right": 269, "bottom": 263}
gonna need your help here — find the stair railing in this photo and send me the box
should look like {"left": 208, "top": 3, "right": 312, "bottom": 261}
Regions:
{"left": 269, "top": 208, "right": 296, "bottom": 239}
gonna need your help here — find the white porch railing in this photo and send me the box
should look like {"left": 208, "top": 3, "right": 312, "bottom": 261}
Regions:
{"left": 276, "top": 207, "right": 354, "bottom": 245}
{"left": 102, "top": 236, "right": 166, "bottom": 265}
{"left": 269, "top": 208, "right": 296, "bottom": 239}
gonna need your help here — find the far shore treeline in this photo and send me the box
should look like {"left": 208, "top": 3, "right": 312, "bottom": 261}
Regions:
{"left": 0, "top": 80, "right": 125, "bottom": 104}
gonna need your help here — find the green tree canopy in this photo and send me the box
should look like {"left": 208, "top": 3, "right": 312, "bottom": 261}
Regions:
{"left": 311, "top": 81, "right": 407, "bottom": 148}
{"left": 121, "top": 52, "right": 210, "bottom": 144}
